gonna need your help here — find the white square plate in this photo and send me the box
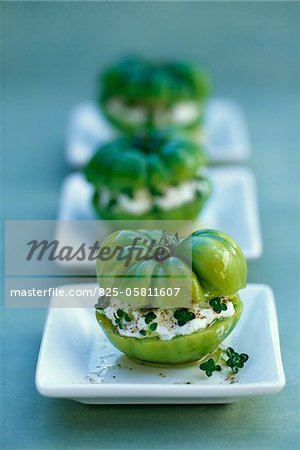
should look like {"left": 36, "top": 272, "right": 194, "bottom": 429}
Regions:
{"left": 35, "top": 283, "right": 285, "bottom": 404}
{"left": 65, "top": 98, "right": 251, "bottom": 167}
{"left": 57, "top": 167, "right": 262, "bottom": 265}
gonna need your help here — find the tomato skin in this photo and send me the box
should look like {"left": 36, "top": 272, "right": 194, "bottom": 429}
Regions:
{"left": 97, "top": 229, "right": 247, "bottom": 304}
{"left": 85, "top": 133, "right": 208, "bottom": 190}
{"left": 96, "top": 229, "right": 203, "bottom": 309}
{"left": 177, "top": 229, "right": 247, "bottom": 298}
{"left": 99, "top": 56, "right": 211, "bottom": 133}
{"left": 84, "top": 132, "right": 210, "bottom": 221}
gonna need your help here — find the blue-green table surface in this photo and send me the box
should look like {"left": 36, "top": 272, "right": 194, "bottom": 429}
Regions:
{"left": 1, "top": 2, "right": 299, "bottom": 449}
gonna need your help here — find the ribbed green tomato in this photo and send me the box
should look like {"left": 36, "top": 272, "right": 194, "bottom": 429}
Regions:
{"left": 95, "top": 229, "right": 247, "bottom": 364}
{"left": 96, "top": 229, "right": 204, "bottom": 308}
{"left": 99, "top": 56, "right": 211, "bottom": 133}
{"left": 84, "top": 133, "right": 211, "bottom": 221}
{"left": 177, "top": 229, "right": 247, "bottom": 299}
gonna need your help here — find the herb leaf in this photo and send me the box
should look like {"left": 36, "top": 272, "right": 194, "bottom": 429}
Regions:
{"left": 145, "top": 311, "right": 157, "bottom": 324}
{"left": 199, "top": 358, "right": 221, "bottom": 377}
{"left": 117, "top": 309, "right": 124, "bottom": 318}
{"left": 209, "top": 297, "right": 227, "bottom": 314}
{"left": 209, "top": 297, "right": 228, "bottom": 314}
{"left": 124, "top": 312, "right": 131, "bottom": 322}
{"left": 174, "top": 308, "right": 195, "bottom": 326}
{"left": 226, "top": 347, "right": 249, "bottom": 374}
{"left": 114, "top": 309, "right": 131, "bottom": 329}
{"left": 149, "top": 322, "right": 158, "bottom": 332}
{"left": 114, "top": 314, "right": 123, "bottom": 329}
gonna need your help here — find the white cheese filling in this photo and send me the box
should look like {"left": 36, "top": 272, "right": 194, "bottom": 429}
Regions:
{"left": 99, "top": 297, "right": 235, "bottom": 341}
{"left": 98, "top": 179, "right": 209, "bottom": 215}
{"left": 171, "top": 101, "right": 201, "bottom": 125}
{"left": 155, "top": 179, "right": 208, "bottom": 211}
{"left": 106, "top": 98, "right": 147, "bottom": 125}
{"left": 117, "top": 190, "right": 152, "bottom": 214}
{"left": 106, "top": 98, "right": 201, "bottom": 126}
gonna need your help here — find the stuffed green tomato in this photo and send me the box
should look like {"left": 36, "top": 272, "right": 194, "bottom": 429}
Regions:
{"left": 99, "top": 56, "right": 211, "bottom": 134}
{"left": 84, "top": 132, "right": 211, "bottom": 221}
{"left": 95, "top": 229, "right": 247, "bottom": 364}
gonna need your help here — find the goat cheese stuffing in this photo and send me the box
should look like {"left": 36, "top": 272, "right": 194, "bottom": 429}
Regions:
{"left": 106, "top": 98, "right": 147, "bottom": 125}
{"left": 99, "top": 297, "right": 235, "bottom": 341}
{"left": 106, "top": 98, "right": 201, "bottom": 126}
{"left": 98, "top": 178, "right": 210, "bottom": 214}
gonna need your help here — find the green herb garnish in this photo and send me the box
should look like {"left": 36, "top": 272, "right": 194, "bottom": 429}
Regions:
{"left": 149, "top": 322, "right": 158, "bottom": 332}
{"left": 141, "top": 313, "right": 158, "bottom": 335}
{"left": 174, "top": 308, "right": 195, "bottom": 326}
{"left": 209, "top": 297, "right": 227, "bottom": 313}
{"left": 226, "top": 347, "right": 249, "bottom": 373}
{"left": 199, "top": 358, "right": 221, "bottom": 377}
{"left": 124, "top": 313, "right": 131, "bottom": 322}
{"left": 114, "top": 313, "right": 123, "bottom": 329}
{"left": 114, "top": 309, "right": 131, "bottom": 329}
{"left": 145, "top": 311, "right": 157, "bottom": 324}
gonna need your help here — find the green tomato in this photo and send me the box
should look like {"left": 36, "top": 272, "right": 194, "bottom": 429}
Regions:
{"left": 97, "top": 229, "right": 246, "bottom": 305}
{"left": 96, "top": 229, "right": 204, "bottom": 308}
{"left": 99, "top": 56, "right": 212, "bottom": 133}
{"left": 85, "top": 132, "right": 207, "bottom": 189}
{"left": 95, "top": 228, "right": 247, "bottom": 364}
{"left": 96, "top": 294, "right": 242, "bottom": 364}
{"left": 176, "top": 229, "right": 247, "bottom": 298}
{"left": 85, "top": 132, "right": 211, "bottom": 221}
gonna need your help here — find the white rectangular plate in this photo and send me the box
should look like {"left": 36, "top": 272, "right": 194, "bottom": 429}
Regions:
{"left": 57, "top": 167, "right": 262, "bottom": 265}
{"left": 65, "top": 98, "right": 251, "bottom": 167}
{"left": 35, "top": 284, "right": 285, "bottom": 404}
